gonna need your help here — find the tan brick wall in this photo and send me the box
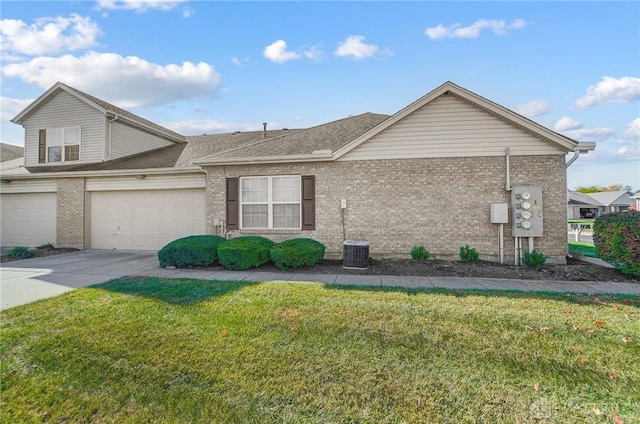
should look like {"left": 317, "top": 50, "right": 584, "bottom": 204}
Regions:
{"left": 203, "top": 154, "right": 568, "bottom": 264}
{"left": 56, "top": 177, "right": 86, "bottom": 249}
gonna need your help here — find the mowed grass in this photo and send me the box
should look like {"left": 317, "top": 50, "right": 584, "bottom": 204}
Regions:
{"left": 1, "top": 278, "right": 639, "bottom": 423}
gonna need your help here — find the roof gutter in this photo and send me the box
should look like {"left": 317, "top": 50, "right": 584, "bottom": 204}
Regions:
{"left": 566, "top": 141, "right": 596, "bottom": 168}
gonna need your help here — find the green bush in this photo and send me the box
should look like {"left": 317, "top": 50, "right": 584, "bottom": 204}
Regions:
{"left": 523, "top": 250, "right": 546, "bottom": 270}
{"left": 270, "top": 238, "right": 326, "bottom": 270}
{"left": 459, "top": 245, "right": 479, "bottom": 262}
{"left": 411, "top": 245, "right": 430, "bottom": 261}
{"left": 218, "top": 236, "right": 274, "bottom": 271}
{"left": 593, "top": 212, "right": 640, "bottom": 276}
{"left": 37, "top": 242, "right": 55, "bottom": 249}
{"left": 158, "top": 235, "right": 227, "bottom": 268}
{"left": 7, "top": 246, "right": 33, "bottom": 260}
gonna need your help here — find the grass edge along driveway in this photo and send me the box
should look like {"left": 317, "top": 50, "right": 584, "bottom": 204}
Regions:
{"left": 1, "top": 277, "right": 639, "bottom": 423}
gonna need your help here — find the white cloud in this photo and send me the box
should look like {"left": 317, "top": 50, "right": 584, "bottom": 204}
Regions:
{"left": 623, "top": 118, "right": 640, "bottom": 140}
{"left": 425, "top": 19, "right": 526, "bottom": 40}
{"left": 1, "top": 96, "right": 34, "bottom": 123}
{"left": 516, "top": 99, "right": 550, "bottom": 117}
{"left": 303, "top": 44, "right": 325, "bottom": 62}
{"left": 574, "top": 76, "right": 640, "bottom": 108}
{"left": 2, "top": 52, "right": 220, "bottom": 108}
{"left": 95, "top": 0, "right": 186, "bottom": 13}
{"left": 562, "top": 127, "right": 615, "bottom": 142}
{"left": 231, "top": 57, "right": 242, "bottom": 67}
{"left": 263, "top": 40, "right": 301, "bottom": 64}
{"left": 554, "top": 116, "right": 582, "bottom": 132}
{"left": 0, "top": 14, "right": 101, "bottom": 56}
{"left": 334, "top": 35, "right": 392, "bottom": 60}
{"left": 181, "top": 6, "right": 194, "bottom": 18}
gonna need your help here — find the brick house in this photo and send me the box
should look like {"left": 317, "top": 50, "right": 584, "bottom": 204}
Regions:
{"left": 1, "top": 81, "right": 595, "bottom": 263}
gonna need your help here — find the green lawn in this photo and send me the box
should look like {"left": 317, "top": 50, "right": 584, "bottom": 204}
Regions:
{"left": 569, "top": 241, "right": 598, "bottom": 258}
{"left": 1, "top": 278, "right": 638, "bottom": 423}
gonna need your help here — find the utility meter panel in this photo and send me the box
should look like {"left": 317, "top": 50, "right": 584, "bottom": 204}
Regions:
{"left": 511, "top": 186, "right": 543, "bottom": 237}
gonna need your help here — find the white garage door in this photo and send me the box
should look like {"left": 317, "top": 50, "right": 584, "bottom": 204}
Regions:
{"left": 90, "top": 189, "right": 205, "bottom": 250}
{"left": 0, "top": 193, "right": 57, "bottom": 247}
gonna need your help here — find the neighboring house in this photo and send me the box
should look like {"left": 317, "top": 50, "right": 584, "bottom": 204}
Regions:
{"left": 1, "top": 81, "right": 596, "bottom": 263}
{"left": 567, "top": 190, "right": 634, "bottom": 219}
{"left": 632, "top": 192, "right": 640, "bottom": 211}
{"left": 0, "top": 143, "right": 24, "bottom": 162}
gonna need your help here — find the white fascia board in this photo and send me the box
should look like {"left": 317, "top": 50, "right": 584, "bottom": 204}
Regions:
{"left": 0, "top": 166, "right": 204, "bottom": 180}
{"left": 193, "top": 152, "right": 334, "bottom": 166}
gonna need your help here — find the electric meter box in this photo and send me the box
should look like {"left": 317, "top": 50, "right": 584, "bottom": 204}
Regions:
{"left": 490, "top": 203, "right": 509, "bottom": 224}
{"left": 511, "top": 186, "right": 543, "bottom": 237}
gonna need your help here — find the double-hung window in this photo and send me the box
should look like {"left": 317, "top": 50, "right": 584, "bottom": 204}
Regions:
{"left": 39, "top": 126, "right": 81, "bottom": 163}
{"left": 240, "top": 176, "right": 301, "bottom": 229}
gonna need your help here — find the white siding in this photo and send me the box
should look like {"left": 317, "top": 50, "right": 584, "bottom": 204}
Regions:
{"left": 340, "top": 95, "right": 566, "bottom": 161}
{"left": 0, "top": 192, "right": 57, "bottom": 247}
{"left": 86, "top": 173, "right": 205, "bottom": 192}
{"left": 22, "top": 91, "right": 105, "bottom": 166}
{"left": 109, "top": 121, "right": 174, "bottom": 159}
{"left": 0, "top": 179, "right": 57, "bottom": 194}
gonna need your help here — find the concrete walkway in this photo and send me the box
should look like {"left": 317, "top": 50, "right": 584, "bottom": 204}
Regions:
{"left": 1, "top": 250, "right": 638, "bottom": 311}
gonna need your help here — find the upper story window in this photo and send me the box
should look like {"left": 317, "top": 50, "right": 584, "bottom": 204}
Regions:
{"left": 39, "top": 126, "right": 81, "bottom": 163}
{"left": 240, "top": 176, "right": 301, "bottom": 229}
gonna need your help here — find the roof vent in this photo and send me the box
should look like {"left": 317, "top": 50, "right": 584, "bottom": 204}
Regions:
{"left": 262, "top": 122, "right": 267, "bottom": 138}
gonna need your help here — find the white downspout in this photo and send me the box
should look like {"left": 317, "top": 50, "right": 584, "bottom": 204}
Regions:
{"left": 499, "top": 223, "right": 504, "bottom": 264}
{"left": 566, "top": 151, "right": 580, "bottom": 168}
{"left": 505, "top": 147, "right": 511, "bottom": 191}
{"left": 528, "top": 237, "right": 534, "bottom": 254}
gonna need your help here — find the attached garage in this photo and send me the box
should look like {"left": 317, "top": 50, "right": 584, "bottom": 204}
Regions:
{"left": 0, "top": 180, "right": 57, "bottom": 248}
{"left": 87, "top": 175, "right": 206, "bottom": 251}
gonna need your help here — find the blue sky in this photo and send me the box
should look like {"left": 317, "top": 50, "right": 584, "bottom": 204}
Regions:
{"left": 1, "top": 1, "right": 638, "bottom": 189}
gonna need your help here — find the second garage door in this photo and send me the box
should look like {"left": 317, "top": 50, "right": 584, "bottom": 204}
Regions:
{"left": 0, "top": 192, "right": 57, "bottom": 247}
{"left": 90, "top": 189, "right": 206, "bottom": 250}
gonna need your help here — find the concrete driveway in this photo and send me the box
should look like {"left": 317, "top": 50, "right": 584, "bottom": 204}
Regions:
{"left": 0, "top": 250, "right": 158, "bottom": 310}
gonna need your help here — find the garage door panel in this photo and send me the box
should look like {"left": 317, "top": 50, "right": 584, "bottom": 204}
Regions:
{"left": 1, "top": 193, "right": 57, "bottom": 247}
{"left": 90, "top": 189, "right": 205, "bottom": 250}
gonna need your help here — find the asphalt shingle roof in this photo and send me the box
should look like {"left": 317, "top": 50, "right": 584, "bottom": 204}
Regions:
{"left": 0, "top": 143, "right": 24, "bottom": 162}
{"left": 207, "top": 113, "right": 390, "bottom": 159}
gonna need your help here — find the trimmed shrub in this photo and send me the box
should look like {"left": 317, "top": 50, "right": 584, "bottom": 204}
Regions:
{"left": 7, "top": 246, "right": 33, "bottom": 260}
{"left": 37, "top": 242, "right": 55, "bottom": 250}
{"left": 218, "top": 236, "right": 274, "bottom": 271}
{"left": 523, "top": 250, "right": 546, "bottom": 270}
{"left": 593, "top": 212, "right": 640, "bottom": 276}
{"left": 158, "top": 235, "right": 227, "bottom": 268}
{"left": 270, "top": 238, "right": 326, "bottom": 270}
{"left": 411, "top": 245, "right": 430, "bottom": 261}
{"left": 459, "top": 245, "right": 479, "bottom": 262}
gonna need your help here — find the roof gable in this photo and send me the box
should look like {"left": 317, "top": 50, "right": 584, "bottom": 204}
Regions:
{"left": 11, "top": 82, "right": 185, "bottom": 143}
{"left": 334, "top": 81, "right": 587, "bottom": 159}
{"left": 587, "top": 190, "right": 633, "bottom": 206}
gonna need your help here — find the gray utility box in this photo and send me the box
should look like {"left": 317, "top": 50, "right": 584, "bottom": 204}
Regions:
{"left": 343, "top": 239, "right": 369, "bottom": 269}
{"left": 511, "top": 185, "right": 543, "bottom": 237}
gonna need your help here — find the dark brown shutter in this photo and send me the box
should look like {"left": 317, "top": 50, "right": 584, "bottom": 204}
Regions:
{"left": 226, "top": 177, "right": 239, "bottom": 230}
{"left": 38, "top": 130, "right": 46, "bottom": 163}
{"left": 301, "top": 175, "right": 315, "bottom": 230}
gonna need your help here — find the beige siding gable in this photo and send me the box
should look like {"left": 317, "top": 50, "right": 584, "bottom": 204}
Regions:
{"left": 339, "top": 94, "right": 566, "bottom": 161}
{"left": 22, "top": 90, "right": 106, "bottom": 167}
{"left": 109, "top": 120, "right": 174, "bottom": 159}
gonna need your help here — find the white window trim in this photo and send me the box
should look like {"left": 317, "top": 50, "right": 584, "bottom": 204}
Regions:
{"left": 46, "top": 126, "right": 81, "bottom": 163}
{"left": 240, "top": 175, "right": 302, "bottom": 230}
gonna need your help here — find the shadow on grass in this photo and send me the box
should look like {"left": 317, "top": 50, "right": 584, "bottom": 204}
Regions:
{"left": 93, "top": 276, "right": 257, "bottom": 305}
{"left": 94, "top": 275, "right": 639, "bottom": 308}
{"left": 320, "top": 283, "right": 640, "bottom": 307}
